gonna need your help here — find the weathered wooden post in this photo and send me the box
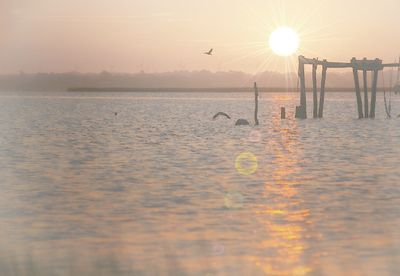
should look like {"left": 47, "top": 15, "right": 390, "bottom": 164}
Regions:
{"left": 312, "top": 60, "right": 318, "bottom": 118}
{"left": 296, "top": 56, "right": 307, "bottom": 119}
{"left": 370, "top": 59, "right": 381, "bottom": 118}
{"left": 318, "top": 62, "right": 327, "bottom": 118}
{"left": 397, "top": 57, "right": 400, "bottom": 94}
{"left": 362, "top": 58, "right": 369, "bottom": 118}
{"left": 281, "top": 107, "right": 286, "bottom": 119}
{"left": 254, "top": 82, "right": 259, "bottom": 125}
{"left": 352, "top": 58, "right": 364, "bottom": 118}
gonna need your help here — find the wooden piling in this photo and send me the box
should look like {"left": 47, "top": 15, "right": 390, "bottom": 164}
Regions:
{"left": 297, "top": 57, "right": 307, "bottom": 119}
{"left": 363, "top": 67, "right": 369, "bottom": 118}
{"left": 318, "top": 63, "right": 327, "bottom": 118}
{"left": 312, "top": 61, "right": 318, "bottom": 118}
{"left": 254, "top": 82, "right": 259, "bottom": 125}
{"left": 281, "top": 107, "right": 286, "bottom": 119}
{"left": 295, "top": 106, "right": 306, "bottom": 119}
{"left": 352, "top": 58, "right": 363, "bottom": 118}
{"left": 370, "top": 68, "right": 379, "bottom": 118}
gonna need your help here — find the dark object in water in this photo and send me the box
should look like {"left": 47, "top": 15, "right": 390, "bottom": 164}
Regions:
{"left": 114, "top": 112, "right": 118, "bottom": 116}
{"left": 254, "top": 82, "right": 259, "bottom": 125}
{"left": 213, "top": 112, "right": 231, "bottom": 120}
{"left": 281, "top": 107, "right": 286, "bottom": 119}
{"left": 295, "top": 105, "right": 306, "bottom": 119}
{"left": 235, "top": 119, "right": 250, "bottom": 126}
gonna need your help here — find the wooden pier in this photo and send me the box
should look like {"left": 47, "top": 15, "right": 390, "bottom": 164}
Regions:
{"left": 295, "top": 56, "right": 400, "bottom": 119}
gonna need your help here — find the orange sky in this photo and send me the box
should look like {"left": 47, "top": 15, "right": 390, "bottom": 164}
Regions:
{"left": 0, "top": 0, "right": 399, "bottom": 74}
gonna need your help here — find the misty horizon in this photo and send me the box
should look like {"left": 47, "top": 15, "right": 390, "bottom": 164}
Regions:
{"left": 0, "top": 69, "right": 398, "bottom": 91}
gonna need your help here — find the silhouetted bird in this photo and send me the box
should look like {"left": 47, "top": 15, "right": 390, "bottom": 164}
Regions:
{"left": 204, "top": 49, "right": 213, "bottom": 55}
{"left": 115, "top": 112, "right": 118, "bottom": 116}
{"left": 213, "top": 112, "right": 231, "bottom": 120}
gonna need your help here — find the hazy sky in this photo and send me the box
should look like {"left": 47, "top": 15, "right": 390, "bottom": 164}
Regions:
{"left": 0, "top": 0, "right": 399, "bottom": 74}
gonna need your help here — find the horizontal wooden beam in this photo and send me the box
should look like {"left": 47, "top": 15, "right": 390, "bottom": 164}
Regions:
{"left": 326, "top": 62, "right": 353, "bottom": 68}
{"left": 299, "top": 56, "right": 351, "bottom": 68}
{"left": 299, "top": 56, "right": 400, "bottom": 70}
{"left": 382, "top": 63, "right": 400, "bottom": 68}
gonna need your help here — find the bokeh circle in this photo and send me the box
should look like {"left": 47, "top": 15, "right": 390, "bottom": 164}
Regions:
{"left": 235, "top": 151, "right": 258, "bottom": 175}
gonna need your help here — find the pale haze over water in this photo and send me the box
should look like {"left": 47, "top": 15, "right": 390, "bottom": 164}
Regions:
{"left": 0, "top": 91, "right": 399, "bottom": 275}
{"left": 1, "top": 0, "right": 400, "bottom": 73}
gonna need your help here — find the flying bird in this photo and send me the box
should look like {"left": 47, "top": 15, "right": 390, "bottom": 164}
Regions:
{"left": 204, "top": 49, "right": 213, "bottom": 55}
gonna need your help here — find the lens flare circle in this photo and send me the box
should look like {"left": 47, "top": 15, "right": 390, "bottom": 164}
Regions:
{"left": 269, "top": 27, "right": 299, "bottom": 56}
{"left": 235, "top": 151, "right": 258, "bottom": 176}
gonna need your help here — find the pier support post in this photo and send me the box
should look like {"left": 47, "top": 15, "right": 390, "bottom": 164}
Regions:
{"left": 352, "top": 58, "right": 363, "bottom": 118}
{"left": 363, "top": 67, "right": 369, "bottom": 118}
{"left": 370, "top": 67, "right": 379, "bottom": 118}
{"left": 312, "top": 61, "right": 318, "bottom": 118}
{"left": 318, "top": 63, "right": 327, "bottom": 118}
{"left": 296, "top": 56, "right": 307, "bottom": 119}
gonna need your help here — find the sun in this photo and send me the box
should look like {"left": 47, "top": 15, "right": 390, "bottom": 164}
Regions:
{"left": 269, "top": 27, "right": 300, "bottom": 57}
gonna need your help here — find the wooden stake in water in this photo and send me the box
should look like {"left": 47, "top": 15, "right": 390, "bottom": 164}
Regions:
{"left": 254, "top": 82, "right": 259, "bottom": 125}
{"left": 281, "top": 107, "right": 286, "bottom": 119}
{"left": 319, "top": 63, "right": 327, "bottom": 118}
{"left": 312, "top": 61, "right": 318, "bottom": 118}
{"left": 352, "top": 58, "right": 364, "bottom": 119}
{"left": 370, "top": 67, "right": 379, "bottom": 118}
{"left": 299, "top": 58, "right": 307, "bottom": 118}
{"left": 363, "top": 59, "right": 369, "bottom": 118}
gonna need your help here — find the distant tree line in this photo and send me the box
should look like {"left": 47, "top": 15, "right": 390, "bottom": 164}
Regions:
{"left": 0, "top": 70, "right": 393, "bottom": 92}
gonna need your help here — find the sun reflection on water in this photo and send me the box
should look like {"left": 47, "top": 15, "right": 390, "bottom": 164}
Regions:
{"left": 252, "top": 116, "right": 312, "bottom": 276}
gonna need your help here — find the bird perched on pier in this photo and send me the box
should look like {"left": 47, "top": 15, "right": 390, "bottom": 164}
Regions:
{"left": 204, "top": 49, "right": 213, "bottom": 55}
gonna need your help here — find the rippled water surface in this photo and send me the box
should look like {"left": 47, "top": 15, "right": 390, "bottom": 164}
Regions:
{"left": 0, "top": 91, "right": 400, "bottom": 275}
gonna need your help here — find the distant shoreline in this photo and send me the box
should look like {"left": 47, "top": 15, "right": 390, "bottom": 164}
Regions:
{"left": 67, "top": 87, "right": 393, "bottom": 93}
